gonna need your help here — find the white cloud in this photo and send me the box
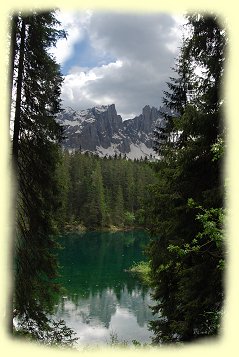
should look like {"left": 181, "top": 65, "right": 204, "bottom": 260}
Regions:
{"left": 56, "top": 10, "right": 184, "bottom": 119}
{"left": 51, "top": 10, "right": 92, "bottom": 64}
{"left": 61, "top": 60, "right": 124, "bottom": 111}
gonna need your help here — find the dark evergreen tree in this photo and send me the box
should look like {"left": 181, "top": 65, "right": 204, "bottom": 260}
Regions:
{"left": 84, "top": 161, "right": 107, "bottom": 228}
{"left": 60, "top": 151, "right": 156, "bottom": 229}
{"left": 113, "top": 185, "right": 124, "bottom": 226}
{"left": 123, "top": 162, "right": 134, "bottom": 212}
{"left": 55, "top": 150, "right": 71, "bottom": 228}
{"left": 9, "top": 11, "right": 77, "bottom": 345}
{"left": 153, "top": 42, "right": 194, "bottom": 157}
{"left": 146, "top": 13, "right": 226, "bottom": 343}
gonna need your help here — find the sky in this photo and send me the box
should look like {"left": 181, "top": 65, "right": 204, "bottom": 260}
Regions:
{"left": 51, "top": 10, "right": 186, "bottom": 120}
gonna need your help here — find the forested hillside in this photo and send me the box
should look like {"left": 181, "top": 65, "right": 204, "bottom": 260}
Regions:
{"left": 57, "top": 151, "right": 157, "bottom": 230}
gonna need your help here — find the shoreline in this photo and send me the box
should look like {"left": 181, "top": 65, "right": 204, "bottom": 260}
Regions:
{"left": 62, "top": 223, "right": 143, "bottom": 234}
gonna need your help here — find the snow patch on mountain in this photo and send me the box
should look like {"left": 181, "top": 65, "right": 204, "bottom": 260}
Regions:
{"left": 126, "top": 143, "right": 156, "bottom": 160}
{"left": 58, "top": 104, "right": 166, "bottom": 159}
{"left": 63, "top": 119, "right": 80, "bottom": 127}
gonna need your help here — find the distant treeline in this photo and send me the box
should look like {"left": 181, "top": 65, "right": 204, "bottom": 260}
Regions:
{"left": 57, "top": 151, "right": 157, "bottom": 229}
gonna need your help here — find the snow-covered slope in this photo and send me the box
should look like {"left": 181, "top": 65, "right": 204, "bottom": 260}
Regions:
{"left": 57, "top": 104, "right": 165, "bottom": 159}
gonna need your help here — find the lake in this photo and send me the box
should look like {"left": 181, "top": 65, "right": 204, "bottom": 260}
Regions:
{"left": 52, "top": 230, "right": 156, "bottom": 346}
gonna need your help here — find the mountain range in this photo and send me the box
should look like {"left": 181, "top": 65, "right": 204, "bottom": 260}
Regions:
{"left": 57, "top": 104, "right": 166, "bottom": 159}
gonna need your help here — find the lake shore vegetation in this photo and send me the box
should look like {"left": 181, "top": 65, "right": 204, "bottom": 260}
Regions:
{"left": 127, "top": 261, "right": 151, "bottom": 286}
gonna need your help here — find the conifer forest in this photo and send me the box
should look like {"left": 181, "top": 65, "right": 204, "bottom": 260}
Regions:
{"left": 9, "top": 9, "right": 226, "bottom": 348}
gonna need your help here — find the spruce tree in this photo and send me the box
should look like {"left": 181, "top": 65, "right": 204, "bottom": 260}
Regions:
{"left": 9, "top": 11, "right": 76, "bottom": 344}
{"left": 147, "top": 13, "right": 226, "bottom": 343}
{"left": 113, "top": 185, "right": 124, "bottom": 226}
{"left": 85, "top": 162, "right": 107, "bottom": 228}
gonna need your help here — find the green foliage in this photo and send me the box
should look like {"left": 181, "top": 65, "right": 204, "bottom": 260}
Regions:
{"left": 211, "top": 137, "right": 225, "bottom": 161}
{"left": 128, "top": 261, "right": 151, "bottom": 285}
{"left": 124, "top": 211, "right": 135, "bottom": 226}
{"left": 60, "top": 152, "right": 156, "bottom": 230}
{"left": 113, "top": 186, "right": 124, "bottom": 226}
{"left": 10, "top": 10, "right": 74, "bottom": 346}
{"left": 14, "top": 141, "right": 64, "bottom": 322}
{"left": 146, "top": 13, "right": 226, "bottom": 343}
{"left": 168, "top": 198, "right": 224, "bottom": 262}
{"left": 14, "top": 318, "right": 78, "bottom": 348}
{"left": 84, "top": 162, "right": 107, "bottom": 228}
{"left": 108, "top": 330, "right": 128, "bottom": 347}
{"left": 107, "top": 331, "right": 150, "bottom": 348}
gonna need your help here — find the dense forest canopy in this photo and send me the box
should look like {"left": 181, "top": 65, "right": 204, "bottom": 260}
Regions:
{"left": 58, "top": 151, "right": 157, "bottom": 230}
{"left": 9, "top": 9, "right": 226, "bottom": 347}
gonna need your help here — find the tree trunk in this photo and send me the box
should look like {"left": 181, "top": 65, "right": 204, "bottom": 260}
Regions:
{"left": 9, "top": 16, "right": 25, "bottom": 335}
{"left": 12, "top": 17, "right": 25, "bottom": 163}
{"left": 8, "top": 15, "right": 18, "bottom": 119}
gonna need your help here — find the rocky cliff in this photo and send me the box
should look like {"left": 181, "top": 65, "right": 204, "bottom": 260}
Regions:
{"left": 57, "top": 104, "right": 165, "bottom": 159}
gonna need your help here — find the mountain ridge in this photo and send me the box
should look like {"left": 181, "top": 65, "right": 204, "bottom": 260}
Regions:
{"left": 57, "top": 104, "right": 165, "bottom": 159}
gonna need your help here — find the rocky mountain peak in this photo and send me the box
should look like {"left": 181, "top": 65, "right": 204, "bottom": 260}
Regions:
{"left": 57, "top": 104, "right": 166, "bottom": 159}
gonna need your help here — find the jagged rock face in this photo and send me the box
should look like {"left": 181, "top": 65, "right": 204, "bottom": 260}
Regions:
{"left": 123, "top": 105, "right": 162, "bottom": 149}
{"left": 57, "top": 104, "right": 165, "bottom": 159}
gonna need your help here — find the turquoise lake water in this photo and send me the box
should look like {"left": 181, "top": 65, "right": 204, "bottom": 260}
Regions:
{"left": 52, "top": 230, "right": 156, "bottom": 346}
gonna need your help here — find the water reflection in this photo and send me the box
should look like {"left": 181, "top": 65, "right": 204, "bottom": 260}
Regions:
{"left": 52, "top": 231, "right": 156, "bottom": 345}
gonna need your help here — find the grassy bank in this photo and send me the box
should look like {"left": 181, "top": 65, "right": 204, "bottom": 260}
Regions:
{"left": 127, "top": 261, "right": 151, "bottom": 285}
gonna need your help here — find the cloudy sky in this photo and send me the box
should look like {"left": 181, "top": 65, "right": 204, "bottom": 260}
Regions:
{"left": 52, "top": 10, "right": 186, "bottom": 119}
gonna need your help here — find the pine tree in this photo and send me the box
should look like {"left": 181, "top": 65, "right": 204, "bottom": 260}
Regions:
{"left": 153, "top": 42, "right": 194, "bottom": 157}
{"left": 113, "top": 185, "right": 124, "bottom": 226}
{"left": 85, "top": 162, "right": 107, "bottom": 228}
{"left": 147, "top": 13, "right": 226, "bottom": 343}
{"left": 55, "top": 150, "right": 71, "bottom": 228}
{"left": 61, "top": 153, "right": 157, "bottom": 230}
{"left": 9, "top": 11, "right": 73, "bottom": 340}
{"left": 123, "top": 162, "right": 134, "bottom": 212}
